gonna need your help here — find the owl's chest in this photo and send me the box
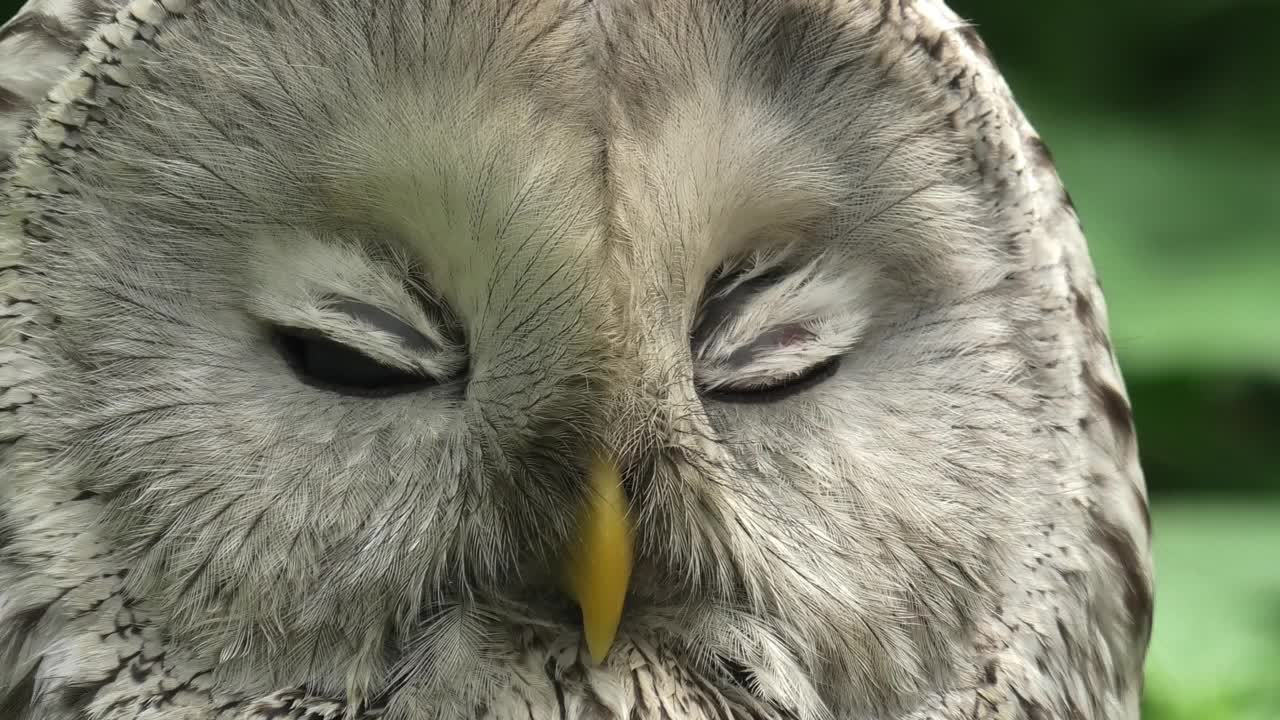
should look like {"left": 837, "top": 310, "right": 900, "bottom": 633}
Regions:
{"left": 73, "top": 640, "right": 782, "bottom": 720}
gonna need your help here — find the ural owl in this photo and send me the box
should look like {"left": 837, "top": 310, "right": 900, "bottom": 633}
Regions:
{"left": 0, "top": 0, "right": 1153, "bottom": 718}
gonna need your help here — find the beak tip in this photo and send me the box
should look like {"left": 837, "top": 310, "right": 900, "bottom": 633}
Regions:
{"left": 574, "top": 579, "right": 626, "bottom": 665}
{"left": 585, "top": 628, "right": 614, "bottom": 665}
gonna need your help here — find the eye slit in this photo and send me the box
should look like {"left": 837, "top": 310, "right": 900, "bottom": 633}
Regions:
{"left": 699, "top": 356, "right": 840, "bottom": 405}
{"left": 273, "top": 327, "right": 436, "bottom": 397}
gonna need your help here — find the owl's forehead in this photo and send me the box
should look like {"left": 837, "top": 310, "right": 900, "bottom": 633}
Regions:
{"left": 156, "top": 6, "right": 897, "bottom": 243}
{"left": 85, "top": 0, "right": 966, "bottom": 334}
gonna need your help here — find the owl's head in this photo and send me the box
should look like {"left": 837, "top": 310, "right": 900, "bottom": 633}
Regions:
{"left": 2, "top": 0, "right": 1150, "bottom": 717}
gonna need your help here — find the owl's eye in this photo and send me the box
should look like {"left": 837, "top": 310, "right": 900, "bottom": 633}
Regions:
{"left": 273, "top": 328, "right": 437, "bottom": 397}
{"left": 693, "top": 317, "right": 845, "bottom": 403}
{"left": 692, "top": 259, "right": 860, "bottom": 403}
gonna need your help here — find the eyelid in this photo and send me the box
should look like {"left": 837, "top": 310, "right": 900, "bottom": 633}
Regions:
{"left": 326, "top": 298, "right": 440, "bottom": 355}
{"left": 694, "top": 322, "right": 837, "bottom": 391}
{"left": 694, "top": 268, "right": 789, "bottom": 340}
{"left": 265, "top": 298, "right": 466, "bottom": 379}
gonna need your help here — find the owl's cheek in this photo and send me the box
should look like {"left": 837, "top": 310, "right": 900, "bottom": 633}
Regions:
{"left": 608, "top": 376, "right": 1034, "bottom": 695}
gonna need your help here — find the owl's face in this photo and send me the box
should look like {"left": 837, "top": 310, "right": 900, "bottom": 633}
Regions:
{"left": 22, "top": 0, "right": 1062, "bottom": 716}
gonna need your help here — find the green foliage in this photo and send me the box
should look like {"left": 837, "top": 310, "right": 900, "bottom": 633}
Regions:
{"left": 1142, "top": 501, "right": 1280, "bottom": 719}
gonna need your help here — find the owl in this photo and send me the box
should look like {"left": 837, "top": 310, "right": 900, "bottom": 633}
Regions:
{"left": 0, "top": 0, "right": 1153, "bottom": 718}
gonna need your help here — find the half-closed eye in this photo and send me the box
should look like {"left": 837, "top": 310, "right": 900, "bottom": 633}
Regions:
{"left": 271, "top": 298, "right": 464, "bottom": 397}
{"left": 692, "top": 253, "right": 872, "bottom": 402}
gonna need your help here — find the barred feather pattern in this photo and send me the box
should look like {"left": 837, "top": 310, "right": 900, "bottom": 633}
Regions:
{"left": 0, "top": 1, "right": 1151, "bottom": 719}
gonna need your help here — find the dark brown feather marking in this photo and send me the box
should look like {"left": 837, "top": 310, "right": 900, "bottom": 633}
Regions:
{"left": 0, "top": 659, "right": 40, "bottom": 719}
{"left": 0, "top": 84, "right": 24, "bottom": 114}
{"left": 1061, "top": 187, "right": 1079, "bottom": 215}
{"left": 1088, "top": 509, "right": 1154, "bottom": 645}
{"left": 1132, "top": 484, "right": 1151, "bottom": 537}
{"left": 1081, "top": 366, "right": 1133, "bottom": 446}
{"left": 1072, "top": 290, "right": 1110, "bottom": 351}
{"left": 981, "top": 658, "right": 998, "bottom": 685}
{"left": 1025, "top": 135, "right": 1054, "bottom": 170}
{"left": 1011, "top": 689, "right": 1049, "bottom": 720}
{"left": 955, "top": 25, "right": 993, "bottom": 63}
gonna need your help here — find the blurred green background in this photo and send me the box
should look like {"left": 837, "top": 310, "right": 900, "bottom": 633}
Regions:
{"left": 3, "top": 0, "right": 1277, "bottom": 717}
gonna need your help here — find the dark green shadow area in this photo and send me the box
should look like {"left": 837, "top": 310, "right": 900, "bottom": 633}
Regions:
{"left": 1131, "top": 373, "right": 1279, "bottom": 496}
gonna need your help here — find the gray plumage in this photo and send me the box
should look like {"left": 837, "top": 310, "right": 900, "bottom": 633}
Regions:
{"left": 0, "top": 1, "right": 1153, "bottom": 719}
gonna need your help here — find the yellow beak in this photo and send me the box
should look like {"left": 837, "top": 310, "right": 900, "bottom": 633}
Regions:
{"left": 564, "top": 454, "right": 633, "bottom": 664}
